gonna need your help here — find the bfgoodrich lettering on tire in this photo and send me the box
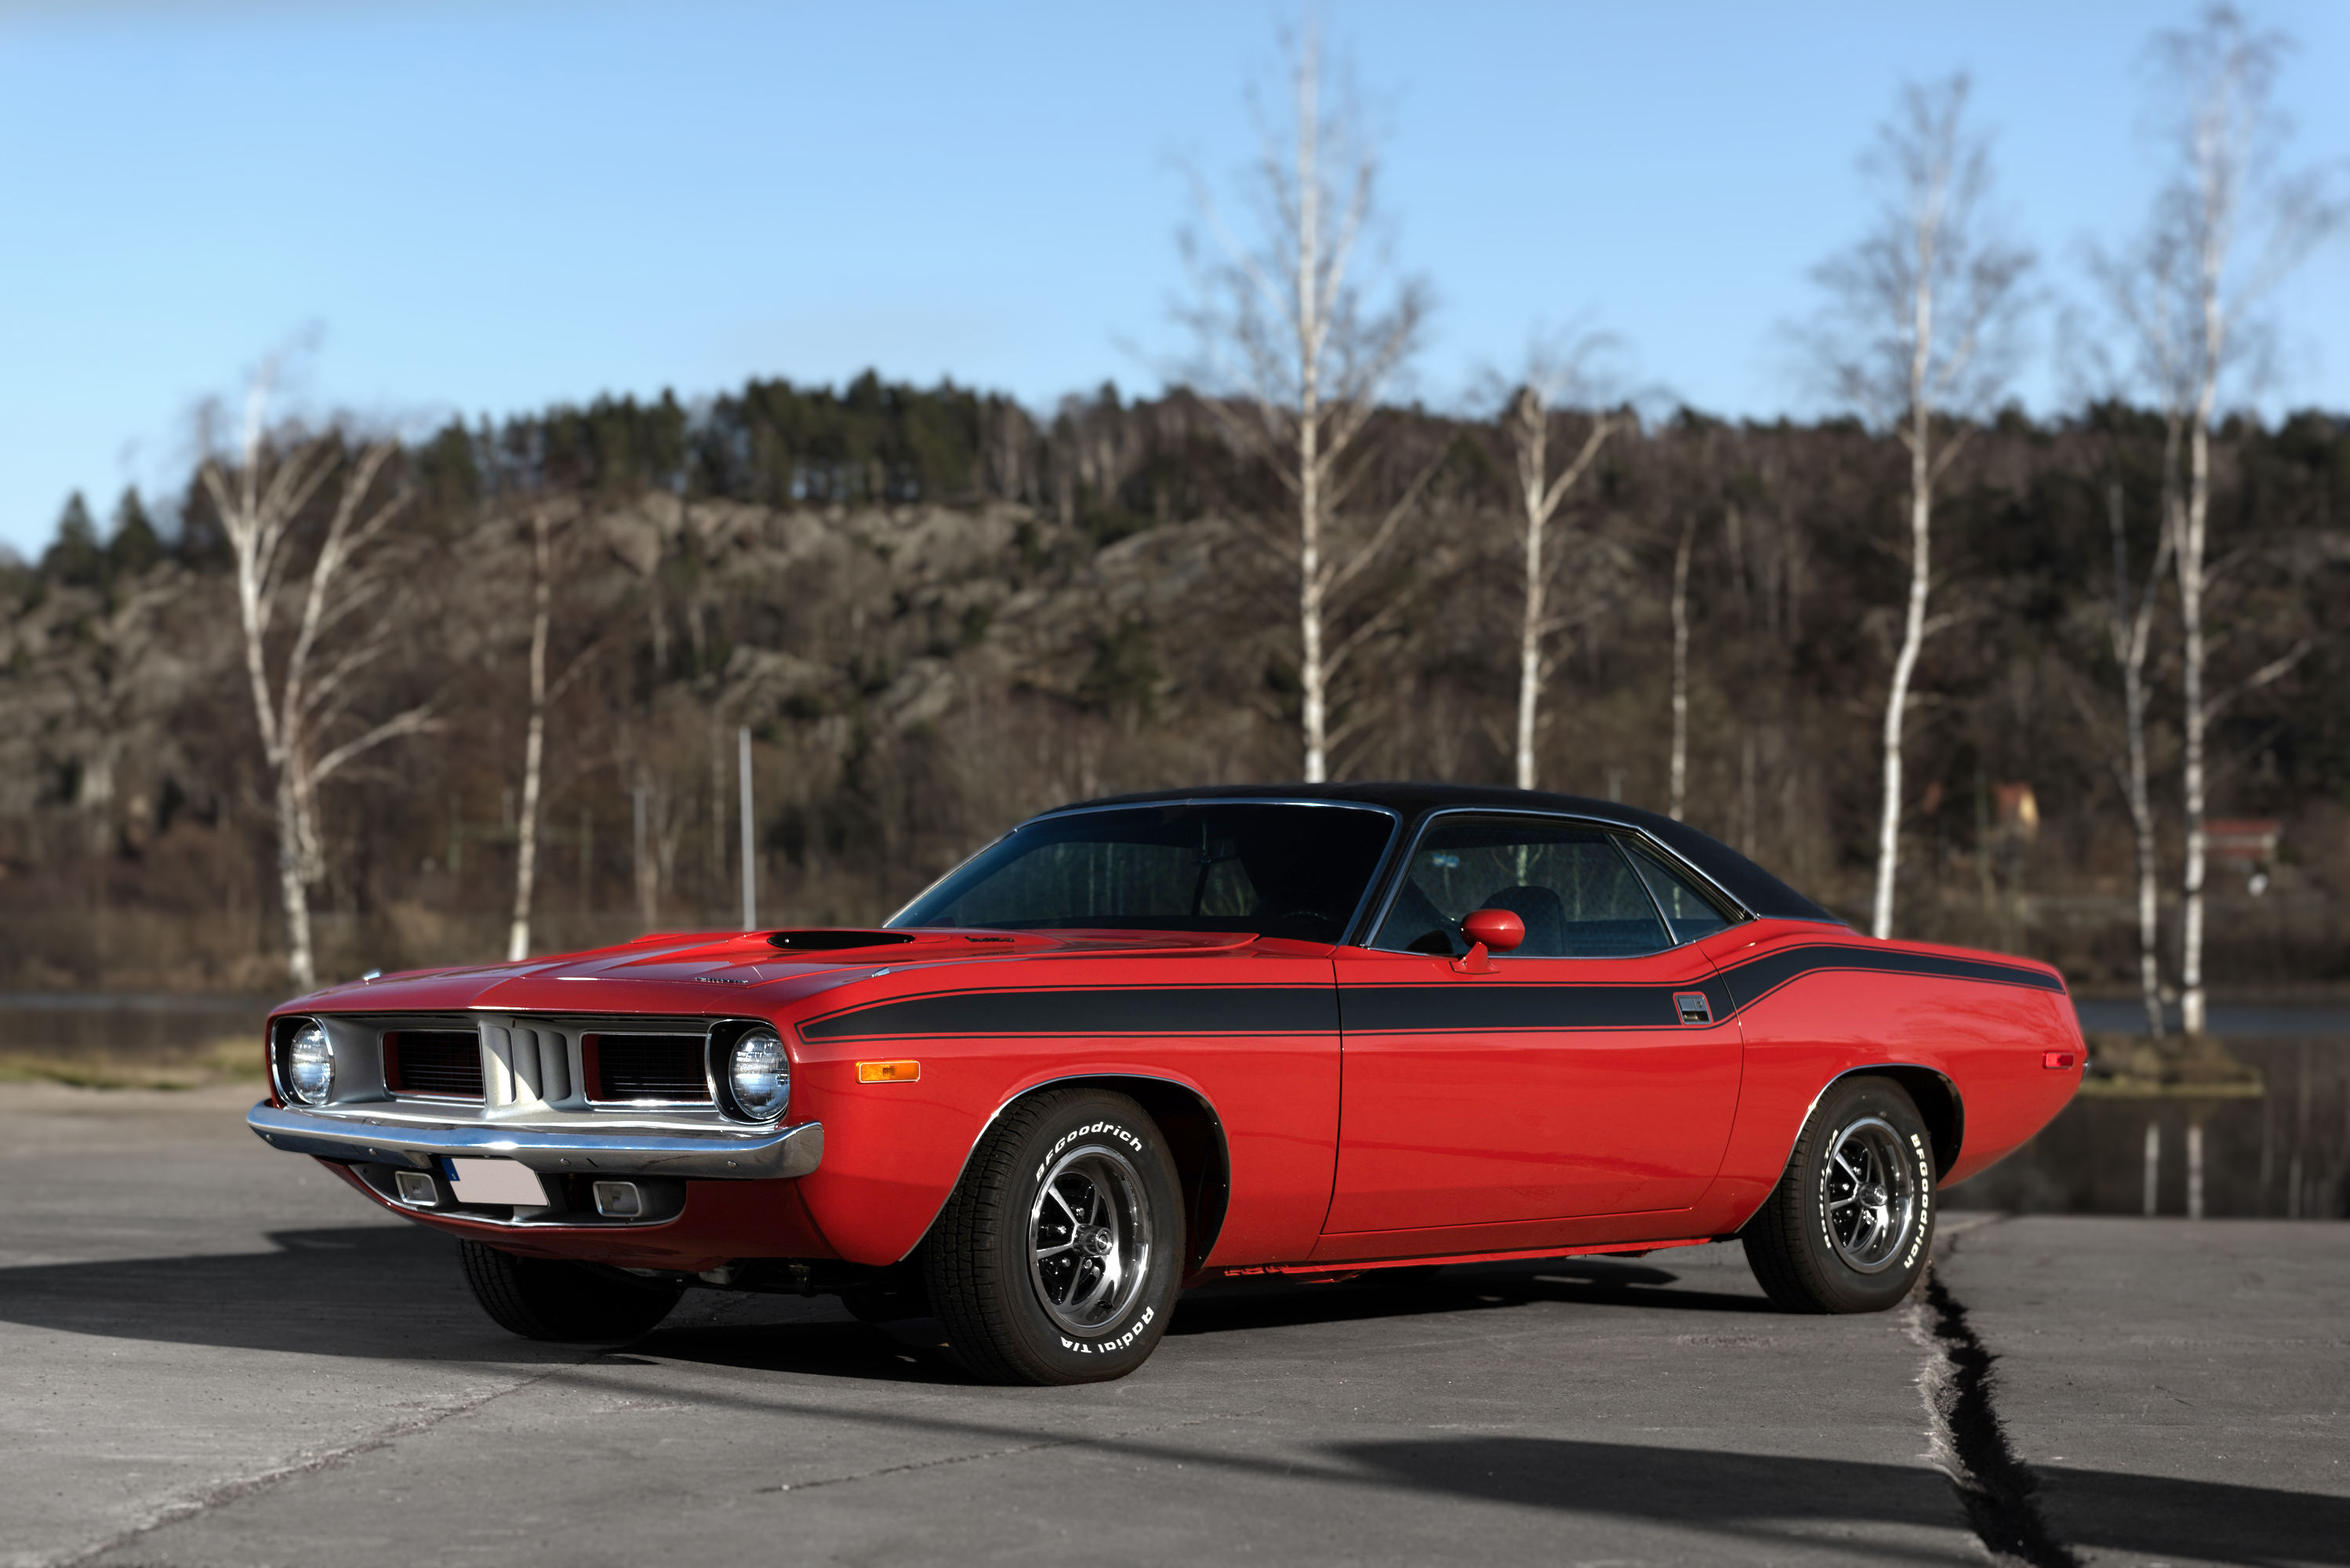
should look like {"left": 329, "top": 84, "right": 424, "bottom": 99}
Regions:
{"left": 1741, "top": 1074, "right": 1936, "bottom": 1314}
{"left": 924, "top": 1087, "right": 1182, "bottom": 1385}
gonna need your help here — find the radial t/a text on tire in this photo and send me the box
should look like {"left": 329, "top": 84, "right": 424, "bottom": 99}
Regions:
{"left": 1741, "top": 1074, "right": 1936, "bottom": 1313}
{"left": 923, "top": 1087, "right": 1183, "bottom": 1385}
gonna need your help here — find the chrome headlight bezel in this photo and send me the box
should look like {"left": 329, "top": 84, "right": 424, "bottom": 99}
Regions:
{"left": 279, "top": 1018, "right": 336, "bottom": 1107}
{"left": 715, "top": 1026, "right": 790, "bottom": 1123}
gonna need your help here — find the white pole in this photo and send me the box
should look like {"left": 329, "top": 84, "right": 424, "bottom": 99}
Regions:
{"left": 2143, "top": 1122, "right": 2161, "bottom": 1217}
{"left": 2186, "top": 1123, "right": 2204, "bottom": 1221}
{"left": 738, "top": 725, "right": 756, "bottom": 931}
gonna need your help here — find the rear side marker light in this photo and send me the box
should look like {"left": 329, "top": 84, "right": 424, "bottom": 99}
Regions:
{"left": 2044, "top": 1050, "right": 2079, "bottom": 1070}
{"left": 593, "top": 1181, "right": 645, "bottom": 1218}
{"left": 394, "top": 1171, "right": 438, "bottom": 1206}
{"left": 858, "top": 1060, "right": 921, "bottom": 1083}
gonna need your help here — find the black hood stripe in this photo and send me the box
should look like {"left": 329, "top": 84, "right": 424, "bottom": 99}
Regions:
{"left": 798, "top": 985, "right": 1338, "bottom": 1040}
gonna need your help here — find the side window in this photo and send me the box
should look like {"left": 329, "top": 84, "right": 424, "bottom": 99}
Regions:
{"left": 1370, "top": 817, "right": 1671, "bottom": 958}
{"left": 1624, "top": 837, "right": 1742, "bottom": 944}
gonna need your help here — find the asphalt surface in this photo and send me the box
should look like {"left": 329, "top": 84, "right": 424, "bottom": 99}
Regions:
{"left": 1, "top": 1083, "right": 2343, "bottom": 1567}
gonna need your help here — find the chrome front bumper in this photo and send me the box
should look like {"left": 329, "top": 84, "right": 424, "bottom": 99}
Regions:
{"left": 248, "top": 1102, "right": 823, "bottom": 1180}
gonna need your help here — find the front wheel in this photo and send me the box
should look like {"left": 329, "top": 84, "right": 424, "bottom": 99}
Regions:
{"left": 459, "top": 1240, "right": 685, "bottom": 1341}
{"left": 1742, "top": 1075, "right": 1936, "bottom": 1313}
{"left": 924, "top": 1088, "right": 1182, "bottom": 1385}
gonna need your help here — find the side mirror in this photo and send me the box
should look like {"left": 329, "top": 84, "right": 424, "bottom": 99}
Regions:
{"left": 1461, "top": 909, "right": 1526, "bottom": 953}
{"left": 1452, "top": 909, "right": 1525, "bottom": 974}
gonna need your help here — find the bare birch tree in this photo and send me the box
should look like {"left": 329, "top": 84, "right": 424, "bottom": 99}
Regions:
{"left": 202, "top": 368, "right": 435, "bottom": 989}
{"left": 507, "top": 506, "right": 556, "bottom": 960}
{"left": 1499, "top": 349, "right": 1625, "bottom": 790}
{"left": 1806, "top": 76, "right": 2032, "bottom": 940}
{"left": 1669, "top": 511, "right": 1697, "bottom": 821}
{"left": 2114, "top": 6, "right": 2340, "bottom": 1033}
{"left": 2097, "top": 475, "right": 2175, "bottom": 1035}
{"left": 507, "top": 501, "right": 608, "bottom": 960}
{"left": 1179, "top": 24, "right": 1432, "bottom": 781}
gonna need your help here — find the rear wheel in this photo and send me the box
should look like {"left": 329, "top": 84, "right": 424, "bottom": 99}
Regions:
{"left": 458, "top": 1240, "right": 685, "bottom": 1341}
{"left": 924, "top": 1088, "right": 1182, "bottom": 1385}
{"left": 1742, "top": 1075, "right": 1936, "bottom": 1313}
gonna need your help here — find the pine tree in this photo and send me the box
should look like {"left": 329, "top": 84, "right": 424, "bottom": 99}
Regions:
{"left": 42, "top": 492, "right": 106, "bottom": 587}
{"left": 107, "top": 488, "right": 162, "bottom": 579}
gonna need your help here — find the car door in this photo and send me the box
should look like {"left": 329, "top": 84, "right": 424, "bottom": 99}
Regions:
{"left": 1324, "top": 813, "right": 1746, "bottom": 1237}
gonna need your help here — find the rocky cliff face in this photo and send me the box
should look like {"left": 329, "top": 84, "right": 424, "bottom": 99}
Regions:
{"left": 4, "top": 405, "right": 2344, "bottom": 995}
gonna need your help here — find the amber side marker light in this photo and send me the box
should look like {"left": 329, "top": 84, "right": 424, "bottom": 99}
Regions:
{"left": 2043, "top": 1050, "right": 2079, "bottom": 1070}
{"left": 857, "top": 1059, "right": 921, "bottom": 1083}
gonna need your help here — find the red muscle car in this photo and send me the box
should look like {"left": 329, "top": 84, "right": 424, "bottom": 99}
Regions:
{"left": 249, "top": 785, "right": 2083, "bottom": 1383}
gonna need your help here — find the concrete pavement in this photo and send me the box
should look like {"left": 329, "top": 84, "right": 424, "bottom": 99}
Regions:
{"left": 1, "top": 1081, "right": 2343, "bottom": 1567}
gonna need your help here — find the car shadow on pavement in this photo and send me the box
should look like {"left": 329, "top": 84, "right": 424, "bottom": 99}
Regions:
{"left": 1171, "top": 1257, "right": 1773, "bottom": 1335}
{"left": 1334, "top": 1436, "right": 2350, "bottom": 1566}
{"left": 0, "top": 1232, "right": 1767, "bottom": 1374}
{"left": 0, "top": 1227, "right": 986, "bottom": 1383}
{"left": 0, "top": 1225, "right": 578, "bottom": 1363}
{"left": 634, "top": 1318, "right": 977, "bottom": 1385}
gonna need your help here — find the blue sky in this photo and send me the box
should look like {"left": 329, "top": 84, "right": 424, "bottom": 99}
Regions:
{"left": 2, "top": 0, "right": 2345, "bottom": 559}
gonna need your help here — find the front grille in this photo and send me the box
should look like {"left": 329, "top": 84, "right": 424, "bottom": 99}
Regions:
{"left": 386, "top": 1031, "right": 485, "bottom": 1098}
{"left": 590, "top": 1033, "right": 710, "bottom": 1102}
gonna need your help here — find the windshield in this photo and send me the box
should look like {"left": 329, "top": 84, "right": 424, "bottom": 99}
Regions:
{"left": 889, "top": 803, "right": 1397, "bottom": 946}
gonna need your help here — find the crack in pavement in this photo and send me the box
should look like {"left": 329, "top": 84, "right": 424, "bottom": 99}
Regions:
{"left": 753, "top": 1406, "right": 1267, "bottom": 1494}
{"left": 47, "top": 1354, "right": 599, "bottom": 1568}
{"left": 1911, "top": 1220, "right": 2078, "bottom": 1568}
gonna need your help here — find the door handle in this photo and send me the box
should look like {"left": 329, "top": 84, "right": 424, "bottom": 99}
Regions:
{"left": 1673, "top": 992, "right": 1713, "bottom": 1025}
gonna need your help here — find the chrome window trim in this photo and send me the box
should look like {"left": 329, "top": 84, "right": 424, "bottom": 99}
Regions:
{"left": 1353, "top": 805, "right": 1753, "bottom": 958}
{"left": 884, "top": 797, "right": 1406, "bottom": 947}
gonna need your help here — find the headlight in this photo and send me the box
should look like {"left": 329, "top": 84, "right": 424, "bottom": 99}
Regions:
{"left": 285, "top": 1021, "right": 334, "bottom": 1105}
{"left": 726, "top": 1030, "right": 789, "bottom": 1121}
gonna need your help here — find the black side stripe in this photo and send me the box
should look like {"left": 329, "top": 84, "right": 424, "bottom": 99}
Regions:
{"left": 797, "top": 985, "right": 1338, "bottom": 1040}
{"left": 794, "top": 945, "right": 2061, "bottom": 1042}
{"left": 1339, "top": 981, "right": 1727, "bottom": 1033}
{"left": 1713, "top": 943, "right": 2065, "bottom": 1014}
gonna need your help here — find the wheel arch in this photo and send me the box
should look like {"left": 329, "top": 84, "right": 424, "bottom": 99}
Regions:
{"left": 1730, "top": 1062, "right": 1967, "bottom": 1240}
{"left": 1840, "top": 1063, "right": 1965, "bottom": 1180}
{"left": 906, "top": 1073, "right": 1233, "bottom": 1275}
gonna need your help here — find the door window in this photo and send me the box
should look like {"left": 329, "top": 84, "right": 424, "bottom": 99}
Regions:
{"left": 1369, "top": 817, "right": 1674, "bottom": 958}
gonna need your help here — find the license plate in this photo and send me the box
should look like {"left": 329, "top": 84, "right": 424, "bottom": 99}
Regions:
{"left": 443, "top": 1157, "right": 551, "bottom": 1206}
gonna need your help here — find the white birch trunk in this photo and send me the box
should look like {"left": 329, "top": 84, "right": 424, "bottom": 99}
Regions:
{"left": 1871, "top": 241, "right": 1938, "bottom": 943}
{"left": 1872, "top": 426, "right": 1932, "bottom": 941}
{"left": 2112, "top": 473, "right": 2171, "bottom": 1038}
{"left": 1505, "top": 387, "right": 1614, "bottom": 795}
{"left": 2178, "top": 404, "right": 2212, "bottom": 1033}
{"left": 1513, "top": 412, "right": 1547, "bottom": 791}
{"left": 1669, "top": 513, "right": 1694, "bottom": 820}
{"left": 507, "top": 509, "right": 553, "bottom": 962}
{"left": 1293, "top": 53, "right": 1327, "bottom": 784}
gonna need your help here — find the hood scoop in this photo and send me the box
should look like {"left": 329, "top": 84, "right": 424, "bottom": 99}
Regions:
{"left": 767, "top": 929, "right": 919, "bottom": 953}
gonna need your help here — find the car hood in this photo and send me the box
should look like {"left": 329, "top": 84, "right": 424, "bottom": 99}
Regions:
{"left": 272, "top": 927, "right": 1271, "bottom": 1020}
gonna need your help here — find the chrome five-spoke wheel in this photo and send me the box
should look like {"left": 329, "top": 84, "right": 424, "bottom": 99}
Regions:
{"left": 1820, "top": 1115, "right": 1919, "bottom": 1273}
{"left": 1742, "top": 1074, "right": 1938, "bottom": 1314}
{"left": 925, "top": 1087, "right": 1183, "bottom": 1384}
{"left": 1029, "top": 1144, "right": 1153, "bottom": 1333}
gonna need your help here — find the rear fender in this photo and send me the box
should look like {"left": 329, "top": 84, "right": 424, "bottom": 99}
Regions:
{"left": 1728, "top": 1063, "right": 1965, "bottom": 1234}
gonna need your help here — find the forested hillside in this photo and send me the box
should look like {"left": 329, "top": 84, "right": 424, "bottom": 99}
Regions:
{"left": 2, "top": 374, "right": 2345, "bottom": 993}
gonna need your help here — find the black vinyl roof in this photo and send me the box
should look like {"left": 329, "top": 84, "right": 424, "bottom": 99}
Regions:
{"left": 1066, "top": 782, "right": 1847, "bottom": 927}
